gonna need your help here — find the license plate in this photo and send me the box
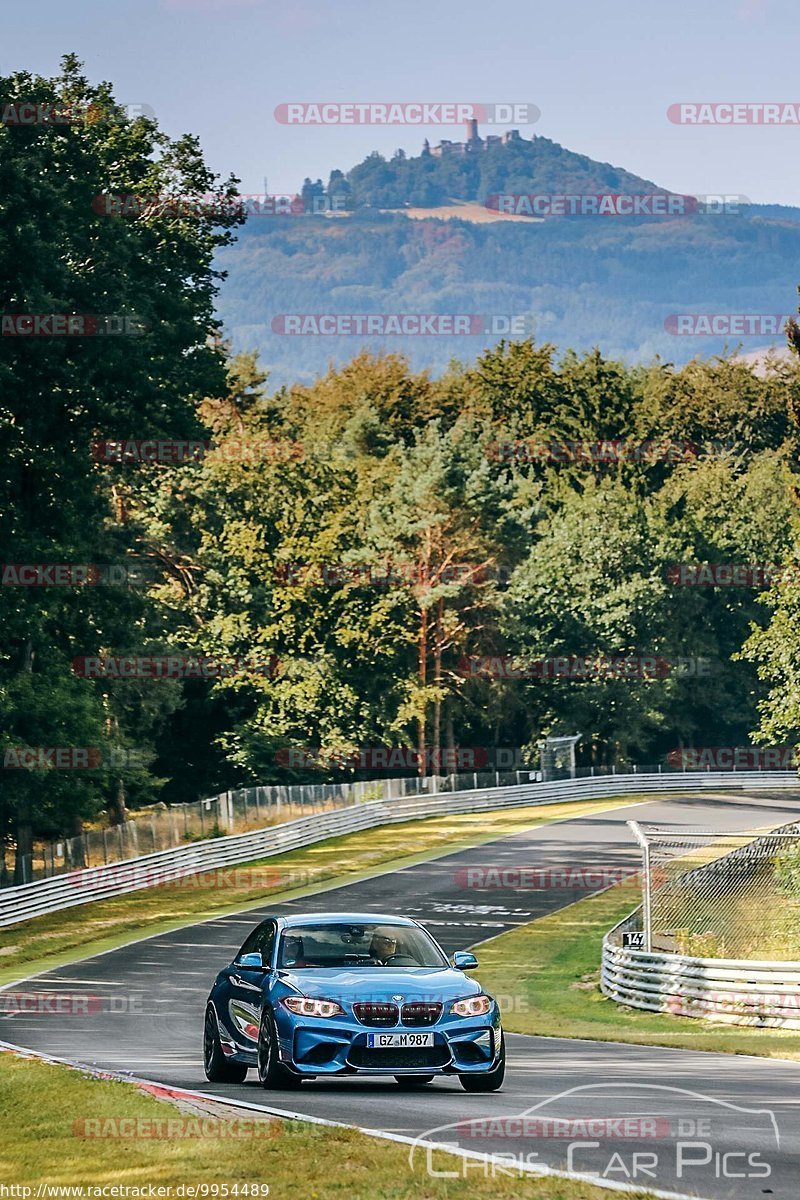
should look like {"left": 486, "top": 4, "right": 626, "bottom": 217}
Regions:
{"left": 365, "top": 1032, "right": 434, "bottom": 1048}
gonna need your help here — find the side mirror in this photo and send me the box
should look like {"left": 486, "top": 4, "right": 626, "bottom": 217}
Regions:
{"left": 237, "top": 952, "right": 266, "bottom": 970}
{"left": 453, "top": 951, "right": 479, "bottom": 970}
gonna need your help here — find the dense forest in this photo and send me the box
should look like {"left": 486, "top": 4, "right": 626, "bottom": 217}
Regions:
{"left": 3, "top": 60, "right": 800, "bottom": 882}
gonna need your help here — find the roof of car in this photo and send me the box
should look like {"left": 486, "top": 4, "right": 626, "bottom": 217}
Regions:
{"left": 278, "top": 912, "right": 419, "bottom": 929}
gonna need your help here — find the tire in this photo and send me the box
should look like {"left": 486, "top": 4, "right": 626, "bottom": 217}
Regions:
{"left": 257, "top": 1009, "right": 303, "bottom": 1089}
{"left": 203, "top": 1006, "right": 248, "bottom": 1084}
{"left": 394, "top": 1074, "right": 435, "bottom": 1087}
{"left": 459, "top": 1032, "right": 505, "bottom": 1092}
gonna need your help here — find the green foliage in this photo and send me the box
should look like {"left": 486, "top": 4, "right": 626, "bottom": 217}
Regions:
{"left": 774, "top": 846, "right": 800, "bottom": 899}
{"left": 0, "top": 57, "right": 242, "bottom": 868}
{"left": 131, "top": 342, "right": 800, "bottom": 788}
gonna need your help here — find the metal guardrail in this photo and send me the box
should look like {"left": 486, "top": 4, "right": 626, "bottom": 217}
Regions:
{"left": 19, "top": 759, "right": 781, "bottom": 885}
{"left": 1, "top": 770, "right": 797, "bottom": 930}
{"left": 601, "top": 940, "right": 800, "bottom": 1029}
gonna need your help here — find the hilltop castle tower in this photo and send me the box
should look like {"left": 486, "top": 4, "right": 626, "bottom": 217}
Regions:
{"left": 428, "top": 123, "right": 527, "bottom": 157}
{"left": 465, "top": 118, "right": 481, "bottom": 147}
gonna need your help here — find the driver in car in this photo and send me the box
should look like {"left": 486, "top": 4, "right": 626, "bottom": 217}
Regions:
{"left": 368, "top": 928, "right": 398, "bottom": 964}
{"left": 282, "top": 934, "right": 309, "bottom": 967}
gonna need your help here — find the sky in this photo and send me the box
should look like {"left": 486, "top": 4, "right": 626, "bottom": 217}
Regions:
{"left": 2, "top": 0, "right": 798, "bottom": 204}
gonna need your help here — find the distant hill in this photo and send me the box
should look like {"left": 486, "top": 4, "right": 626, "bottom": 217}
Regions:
{"left": 215, "top": 134, "right": 800, "bottom": 386}
{"left": 342, "top": 134, "right": 662, "bottom": 209}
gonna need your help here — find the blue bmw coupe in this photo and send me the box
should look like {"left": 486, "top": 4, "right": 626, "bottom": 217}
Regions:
{"left": 203, "top": 912, "right": 505, "bottom": 1091}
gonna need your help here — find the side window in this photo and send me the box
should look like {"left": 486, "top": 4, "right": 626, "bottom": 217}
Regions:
{"left": 256, "top": 920, "right": 276, "bottom": 966}
{"left": 236, "top": 927, "right": 261, "bottom": 960}
{"left": 236, "top": 920, "right": 272, "bottom": 961}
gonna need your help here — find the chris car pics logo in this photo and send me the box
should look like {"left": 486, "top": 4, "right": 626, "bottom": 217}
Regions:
{"left": 409, "top": 1083, "right": 778, "bottom": 1183}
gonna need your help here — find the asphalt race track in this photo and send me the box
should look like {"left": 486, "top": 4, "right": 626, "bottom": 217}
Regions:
{"left": 4, "top": 790, "right": 800, "bottom": 1200}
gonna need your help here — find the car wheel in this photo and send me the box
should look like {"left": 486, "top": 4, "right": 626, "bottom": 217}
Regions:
{"left": 459, "top": 1032, "right": 505, "bottom": 1092}
{"left": 203, "top": 1006, "right": 248, "bottom": 1083}
{"left": 394, "top": 1075, "right": 435, "bottom": 1088}
{"left": 257, "top": 1009, "right": 302, "bottom": 1089}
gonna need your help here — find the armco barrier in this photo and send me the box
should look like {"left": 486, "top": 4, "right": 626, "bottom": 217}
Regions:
{"left": 602, "top": 938, "right": 800, "bottom": 1029}
{"left": 1, "top": 770, "right": 797, "bottom": 930}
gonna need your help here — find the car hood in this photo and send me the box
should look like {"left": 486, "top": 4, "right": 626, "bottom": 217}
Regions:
{"left": 276, "top": 966, "right": 482, "bottom": 1004}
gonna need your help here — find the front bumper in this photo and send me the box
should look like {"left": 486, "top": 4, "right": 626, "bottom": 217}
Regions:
{"left": 273, "top": 1007, "right": 502, "bottom": 1076}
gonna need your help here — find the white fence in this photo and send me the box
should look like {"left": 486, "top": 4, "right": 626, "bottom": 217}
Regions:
{"left": 602, "top": 808, "right": 800, "bottom": 1029}
{"left": 2, "top": 770, "right": 797, "bottom": 930}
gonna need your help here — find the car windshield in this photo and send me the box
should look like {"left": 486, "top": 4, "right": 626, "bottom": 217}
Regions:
{"left": 277, "top": 922, "right": 448, "bottom": 969}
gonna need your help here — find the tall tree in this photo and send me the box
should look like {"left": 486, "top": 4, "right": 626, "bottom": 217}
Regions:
{"left": 0, "top": 56, "right": 242, "bottom": 868}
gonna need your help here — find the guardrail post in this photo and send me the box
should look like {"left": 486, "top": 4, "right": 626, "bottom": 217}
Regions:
{"left": 627, "top": 820, "right": 652, "bottom": 951}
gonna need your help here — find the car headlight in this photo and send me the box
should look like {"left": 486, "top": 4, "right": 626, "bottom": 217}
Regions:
{"left": 283, "top": 996, "right": 344, "bottom": 1018}
{"left": 451, "top": 994, "right": 492, "bottom": 1018}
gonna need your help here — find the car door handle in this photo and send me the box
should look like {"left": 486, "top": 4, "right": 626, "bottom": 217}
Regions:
{"left": 228, "top": 973, "right": 262, "bottom": 993}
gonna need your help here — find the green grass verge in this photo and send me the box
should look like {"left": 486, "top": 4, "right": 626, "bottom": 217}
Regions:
{"left": 474, "top": 878, "right": 800, "bottom": 1060}
{"left": 0, "top": 1052, "right": 658, "bottom": 1198}
{"left": 0, "top": 795, "right": 639, "bottom": 986}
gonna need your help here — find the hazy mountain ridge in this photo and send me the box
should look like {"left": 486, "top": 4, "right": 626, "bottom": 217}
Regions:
{"left": 217, "top": 136, "right": 800, "bottom": 385}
